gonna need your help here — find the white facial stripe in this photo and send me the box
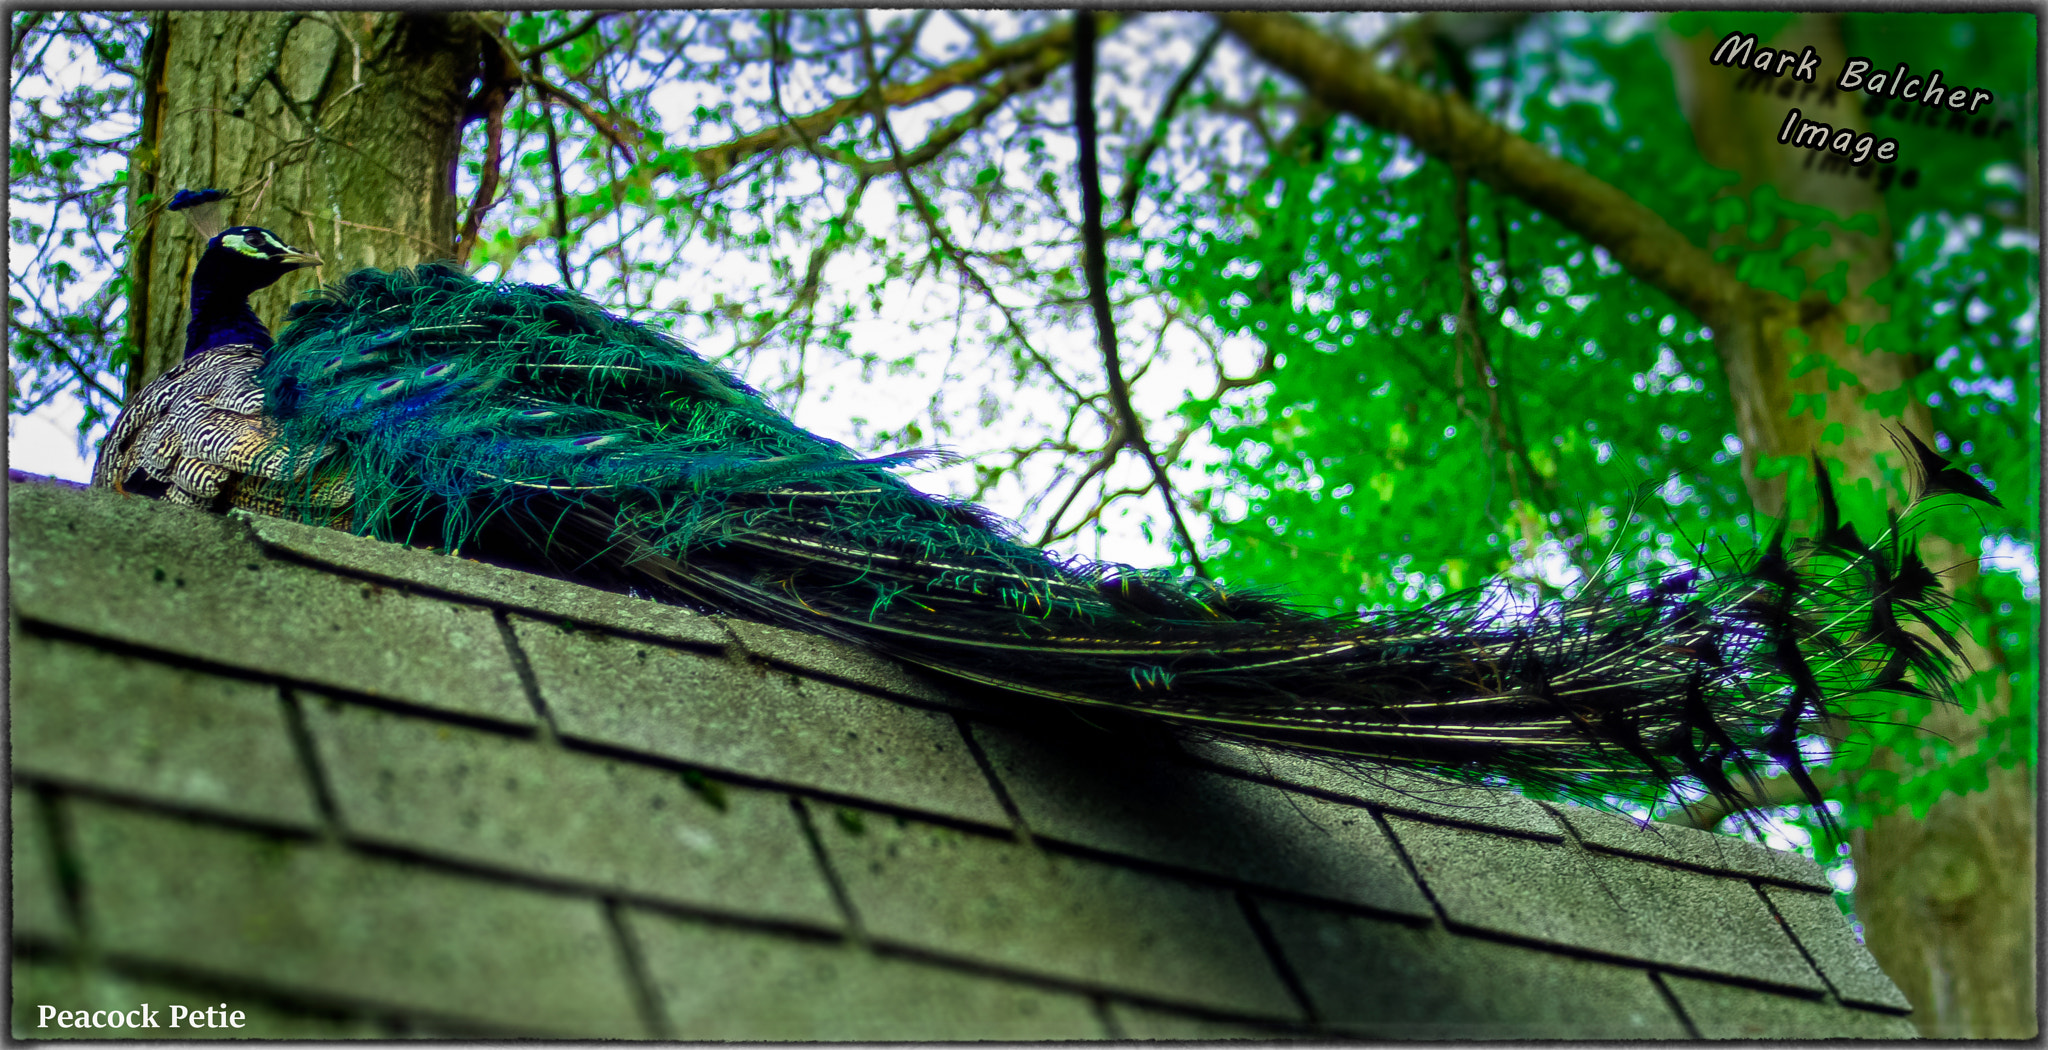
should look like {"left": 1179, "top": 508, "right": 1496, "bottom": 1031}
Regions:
{"left": 222, "top": 232, "right": 276, "bottom": 260}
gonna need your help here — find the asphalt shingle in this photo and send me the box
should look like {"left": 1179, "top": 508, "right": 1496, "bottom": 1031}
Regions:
{"left": 11, "top": 632, "right": 319, "bottom": 828}
{"left": 9, "top": 486, "right": 531, "bottom": 725}
{"left": 1257, "top": 897, "right": 1689, "bottom": 1038}
{"left": 1384, "top": 815, "right": 1823, "bottom": 991}
{"left": 718, "top": 617, "right": 961, "bottom": 708}
{"left": 511, "top": 615, "right": 1007, "bottom": 826}
{"left": 810, "top": 803, "right": 1301, "bottom": 1019}
{"left": 1105, "top": 1001, "right": 1309, "bottom": 1040}
{"left": 66, "top": 798, "right": 645, "bottom": 1038}
{"left": 240, "top": 511, "right": 730, "bottom": 648}
{"left": 301, "top": 694, "right": 842, "bottom": 928}
{"left": 1545, "top": 801, "right": 1831, "bottom": 890}
{"left": 1661, "top": 973, "right": 1919, "bottom": 1039}
{"left": 10, "top": 789, "right": 69, "bottom": 945}
{"left": 1762, "top": 884, "right": 1914, "bottom": 1011}
{"left": 624, "top": 909, "right": 1105, "bottom": 1039}
{"left": 1183, "top": 738, "right": 1564, "bottom": 838}
{"left": 974, "top": 723, "right": 1431, "bottom": 917}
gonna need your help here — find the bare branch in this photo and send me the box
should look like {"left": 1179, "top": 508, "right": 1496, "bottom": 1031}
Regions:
{"left": 530, "top": 77, "right": 643, "bottom": 161}
{"left": 493, "top": 17, "right": 1087, "bottom": 263}
{"left": 1074, "top": 11, "right": 1208, "bottom": 576}
{"left": 455, "top": 31, "right": 521, "bottom": 265}
{"left": 533, "top": 63, "right": 575, "bottom": 288}
{"left": 1115, "top": 23, "right": 1222, "bottom": 228}
{"left": 853, "top": 12, "right": 1094, "bottom": 413}
{"left": 517, "top": 11, "right": 607, "bottom": 62}
{"left": 1036, "top": 437, "right": 1126, "bottom": 546}
{"left": 1216, "top": 11, "right": 1752, "bottom": 323}
{"left": 692, "top": 16, "right": 1101, "bottom": 185}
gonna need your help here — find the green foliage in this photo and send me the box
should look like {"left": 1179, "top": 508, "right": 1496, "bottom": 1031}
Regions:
{"left": 1149, "top": 12, "right": 2037, "bottom": 834}
{"left": 8, "top": 11, "right": 148, "bottom": 446}
{"left": 1153, "top": 17, "right": 1753, "bottom": 614}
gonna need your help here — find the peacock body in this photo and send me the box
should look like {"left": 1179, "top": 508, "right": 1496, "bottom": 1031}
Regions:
{"left": 94, "top": 199, "right": 1997, "bottom": 824}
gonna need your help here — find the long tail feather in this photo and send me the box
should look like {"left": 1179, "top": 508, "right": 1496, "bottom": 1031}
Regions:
{"left": 251, "top": 263, "right": 1993, "bottom": 822}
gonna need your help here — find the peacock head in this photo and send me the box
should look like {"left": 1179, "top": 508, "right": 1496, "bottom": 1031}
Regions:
{"left": 193, "top": 225, "right": 323, "bottom": 295}
{"left": 167, "top": 189, "right": 324, "bottom": 356}
{"left": 168, "top": 188, "right": 322, "bottom": 298}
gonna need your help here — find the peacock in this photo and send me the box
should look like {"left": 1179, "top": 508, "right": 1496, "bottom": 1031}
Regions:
{"left": 93, "top": 188, "right": 1998, "bottom": 825}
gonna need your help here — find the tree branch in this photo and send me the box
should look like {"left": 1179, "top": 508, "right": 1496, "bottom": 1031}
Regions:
{"left": 692, "top": 16, "right": 1101, "bottom": 185}
{"left": 853, "top": 12, "right": 1094, "bottom": 414}
{"left": 517, "top": 11, "right": 607, "bottom": 62}
{"left": 455, "top": 31, "right": 521, "bottom": 266}
{"left": 533, "top": 62, "right": 574, "bottom": 288}
{"left": 1075, "top": 11, "right": 1208, "bottom": 576}
{"left": 530, "top": 77, "right": 642, "bottom": 160}
{"left": 493, "top": 17, "right": 1092, "bottom": 264}
{"left": 1115, "top": 23, "right": 1222, "bottom": 229}
{"left": 1215, "top": 11, "right": 1754, "bottom": 324}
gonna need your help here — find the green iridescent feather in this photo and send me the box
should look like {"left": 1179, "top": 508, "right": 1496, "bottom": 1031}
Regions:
{"left": 247, "top": 262, "right": 1985, "bottom": 822}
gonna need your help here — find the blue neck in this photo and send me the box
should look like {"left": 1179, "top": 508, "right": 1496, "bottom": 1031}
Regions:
{"left": 183, "top": 283, "right": 273, "bottom": 358}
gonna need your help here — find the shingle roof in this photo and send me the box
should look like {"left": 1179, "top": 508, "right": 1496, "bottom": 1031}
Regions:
{"left": 8, "top": 479, "right": 1918, "bottom": 1039}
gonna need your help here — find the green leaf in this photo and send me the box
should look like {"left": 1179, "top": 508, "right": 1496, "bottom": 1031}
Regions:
{"left": 508, "top": 16, "right": 546, "bottom": 48}
{"left": 1709, "top": 195, "right": 1746, "bottom": 232}
{"left": 1811, "top": 260, "right": 1850, "bottom": 304}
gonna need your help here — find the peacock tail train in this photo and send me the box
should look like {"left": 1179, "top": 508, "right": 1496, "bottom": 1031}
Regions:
{"left": 135, "top": 261, "right": 1997, "bottom": 823}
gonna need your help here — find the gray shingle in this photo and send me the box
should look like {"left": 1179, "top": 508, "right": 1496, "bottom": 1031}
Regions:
{"left": 974, "top": 723, "right": 1431, "bottom": 917}
{"left": 1545, "top": 800, "right": 1831, "bottom": 889}
{"left": 1383, "top": 815, "right": 1823, "bottom": 991}
{"left": 66, "top": 798, "right": 645, "bottom": 1037}
{"left": 623, "top": 908, "right": 1105, "bottom": 1039}
{"left": 1762, "top": 884, "right": 1913, "bottom": 1010}
{"left": 9, "top": 486, "right": 530, "bottom": 725}
{"left": 511, "top": 615, "right": 1007, "bottom": 826}
{"left": 1661, "top": 973, "right": 1920, "bottom": 1039}
{"left": 719, "top": 617, "right": 960, "bottom": 707}
{"left": 1257, "top": 898, "right": 1689, "bottom": 1038}
{"left": 1106, "top": 1001, "right": 1310, "bottom": 1040}
{"left": 810, "top": 803, "right": 1301, "bottom": 1019}
{"left": 300, "top": 694, "right": 841, "bottom": 928}
{"left": 241, "top": 511, "right": 731, "bottom": 648}
{"left": 1183, "top": 738, "right": 1564, "bottom": 837}
{"left": 11, "top": 633, "right": 319, "bottom": 828}
{"left": 10, "top": 789, "right": 69, "bottom": 945}
{"left": 10, "top": 955, "right": 393, "bottom": 1040}
{"left": 11, "top": 480, "right": 1925, "bottom": 1042}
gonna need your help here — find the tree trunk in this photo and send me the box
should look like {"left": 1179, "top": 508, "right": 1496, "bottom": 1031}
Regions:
{"left": 126, "top": 10, "right": 484, "bottom": 393}
{"left": 1665, "top": 15, "right": 2035, "bottom": 1037}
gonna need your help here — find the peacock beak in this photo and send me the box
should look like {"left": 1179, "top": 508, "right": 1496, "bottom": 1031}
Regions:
{"left": 281, "top": 248, "right": 322, "bottom": 270}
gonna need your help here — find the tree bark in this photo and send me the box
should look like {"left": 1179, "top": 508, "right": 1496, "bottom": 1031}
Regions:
{"left": 127, "top": 11, "right": 483, "bottom": 393}
{"left": 1220, "top": 11, "right": 2032, "bottom": 1035}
